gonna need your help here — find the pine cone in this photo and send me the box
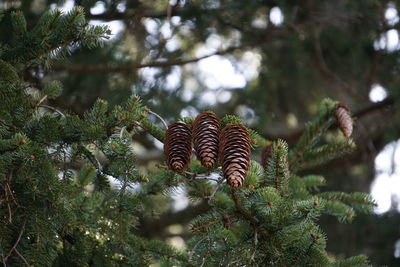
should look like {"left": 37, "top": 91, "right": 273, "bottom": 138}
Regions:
{"left": 220, "top": 124, "right": 250, "bottom": 189}
{"left": 164, "top": 121, "right": 192, "bottom": 173}
{"left": 261, "top": 144, "right": 273, "bottom": 169}
{"left": 334, "top": 103, "right": 353, "bottom": 138}
{"left": 193, "top": 112, "right": 220, "bottom": 168}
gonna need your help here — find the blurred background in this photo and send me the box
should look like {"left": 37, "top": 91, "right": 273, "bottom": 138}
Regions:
{"left": 1, "top": 0, "right": 400, "bottom": 265}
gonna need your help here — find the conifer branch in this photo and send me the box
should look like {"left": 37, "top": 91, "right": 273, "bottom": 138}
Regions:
{"left": 231, "top": 191, "right": 258, "bottom": 226}
{"left": 138, "top": 119, "right": 165, "bottom": 142}
{"left": 288, "top": 116, "right": 335, "bottom": 169}
{"left": 0, "top": 5, "right": 378, "bottom": 265}
{"left": 51, "top": 40, "right": 261, "bottom": 73}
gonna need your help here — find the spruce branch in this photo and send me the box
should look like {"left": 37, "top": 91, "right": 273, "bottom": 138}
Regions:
{"left": 289, "top": 99, "right": 337, "bottom": 172}
{"left": 318, "top": 192, "right": 376, "bottom": 213}
{"left": 138, "top": 119, "right": 165, "bottom": 142}
{"left": 231, "top": 191, "right": 259, "bottom": 227}
{"left": 51, "top": 40, "right": 261, "bottom": 73}
{"left": 295, "top": 140, "right": 356, "bottom": 171}
{"left": 264, "top": 140, "right": 290, "bottom": 193}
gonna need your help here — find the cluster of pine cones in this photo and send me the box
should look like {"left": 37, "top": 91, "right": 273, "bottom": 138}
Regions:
{"left": 164, "top": 112, "right": 250, "bottom": 189}
{"left": 164, "top": 104, "right": 352, "bottom": 189}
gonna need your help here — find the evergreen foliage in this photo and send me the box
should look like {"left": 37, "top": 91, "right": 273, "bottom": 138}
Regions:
{"left": 0, "top": 7, "right": 376, "bottom": 267}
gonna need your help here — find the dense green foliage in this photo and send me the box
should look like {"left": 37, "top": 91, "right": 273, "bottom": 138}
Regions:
{"left": 0, "top": 8, "right": 377, "bottom": 266}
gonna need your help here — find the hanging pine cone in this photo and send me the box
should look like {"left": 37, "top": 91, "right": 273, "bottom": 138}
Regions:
{"left": 193, "top": 112, "right": 220, "bottom": 168}
{"left": 334, "top": 103, "right": 353, "bottom": 138}
{"left": 164, "top": 121, "right": 192, "bottom": 173}
{"left": 220, "top": 124, "right": 250, "bottom": 189}
{"left": 261, "top": 144, "right": 273, "bottom": 169}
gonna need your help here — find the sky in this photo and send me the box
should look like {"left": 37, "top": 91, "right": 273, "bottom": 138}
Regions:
{"left": 59, "top": 0, "right": 400, "bottom": 215}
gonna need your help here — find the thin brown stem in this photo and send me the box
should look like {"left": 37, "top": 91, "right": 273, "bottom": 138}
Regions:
{"left": 188, "top": 236, "right": 207, "bottom": 262}
{"left": 39, "top": 104, "right": 66, "bottom": 117}
{"left": 231, "top": 191, "right": 258, "bottom": 226}
{"left": 35, "top": 95, "right": 48, "bottom": 107}
{"left": 6, "top": 182, "right": 17, "bottom": 206}
{"left": 148, "top": 110, "right": 168, "bottom": 129}
{"left": 14, "top": 249, "right": 29, "bottom": 266}
{"left": 6, "top": 202, "right": 12, "bottom": 224}
{"left": 4, "top": 220, "right": 27, "bottom": 262}
{"left": 4, "top": 171, "right": 18, "bottom": 224}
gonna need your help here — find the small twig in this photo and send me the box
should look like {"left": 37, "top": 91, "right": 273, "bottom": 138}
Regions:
{"left": 148, "top": 109, "right": 168, "bottom": 129}
{"left": 86, "top": 34, "right": 110, "bottom": 40}
{"left": 14, "top": 249, "right": 29, "bottom": 266}
{"left": 35, "top": 95, "right": 47, "bottom": 107}
{"left": 4, "top": 220, "right": 27, "bottom": 262}
{"left": 6, "top": 183, "right": 17, "bottom": 206}
{"left": 94, "top": 157, "right": 103, "bottom": 176}
{"left": 0, "top": 257, "right": 6, "bottom": 266}
{"left": 208, "top": 184, "right": 221, "bottom": 201}
{"left": 39, "top": 104, "right": 66, "bottom": 117}
{"left": 200, "top": 256, "right": 206, "bottom": 267}
{"left": 155, "top": 164, "right": 218, "bottom": 181}
{"left": 188, "top": 236, "right": 207, "bottom": 261}
{"left": 231, "top": 192, "right": 269, "bottom": 238}
{"left": 254, "top": 230, "right": 258, "bottom": 245}
{"left": 208, "top": 177, "right": 225, "bottom": 202}
{"left": 167, "top": 1, "right": 173, "bottom": 21}
{"left": 231, "top": 191, "right": 258, "bottom": 226}
{"left": 85, "top": 144, "right": 104, "bottom": 176}
{"left": 62, "top": 144, "right": 67, "bottom": 181}
{"left": 6, "top": 202, "right": 12, "bottom": 224}
{"left": 4, "top": 171, "right": 17, "bottom": 224}
{"left": 119, "top": 126, "right": 127, "bottom": 139}
{"left": 0, "top": 244, "right": 7, "bottom": 267}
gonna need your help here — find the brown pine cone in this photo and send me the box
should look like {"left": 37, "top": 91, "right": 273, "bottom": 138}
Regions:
{"left": 220, "top": 124, "right": 251, "bottom": 189}
{"left": 261, "top": 144, "right": 273, "bottom": 169}
{"left": 334, "top": 103, "right": 353, "bottom": 138}
{"left": 164, "top": 121, "right": 192, "bottom": 173}
{"left": 193, "top": 112, "right": 220, "bottom": 168}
